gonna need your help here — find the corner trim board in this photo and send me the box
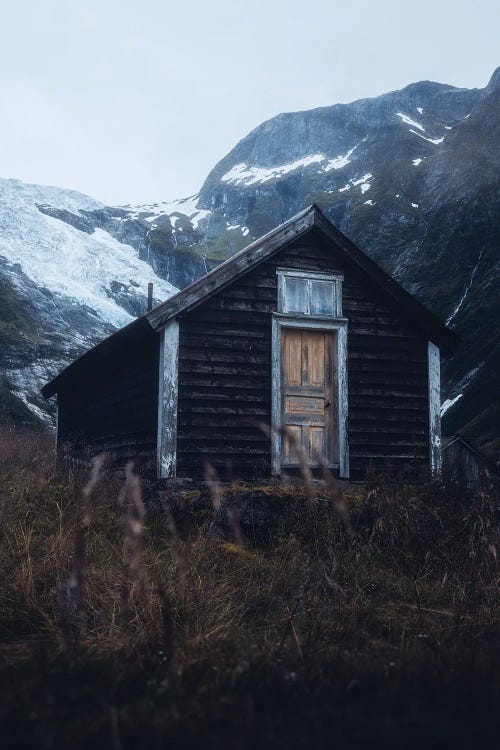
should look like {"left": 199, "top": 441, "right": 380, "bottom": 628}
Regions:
{"left": 271, "top": 314, "right": 349, "bottom": 478}
{"left": 428, "top": 341, "right": 441, "bottom": 476}
{"left": 157, "top": 320, "right": 179, "bottom": 478}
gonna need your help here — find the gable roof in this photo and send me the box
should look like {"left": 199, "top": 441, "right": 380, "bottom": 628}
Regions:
{"left": 442, "top": 435, "right": 483, "bottom": 456}
{"left": 42, "top": 204, "right": 456, "bottom": 398}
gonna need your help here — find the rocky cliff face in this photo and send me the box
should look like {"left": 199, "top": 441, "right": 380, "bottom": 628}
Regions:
{"left": 0, "top": 70, "right": 498, "bottom": 453}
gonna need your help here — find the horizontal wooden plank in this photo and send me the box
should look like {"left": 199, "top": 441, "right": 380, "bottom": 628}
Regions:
{"left": 179, "top": 374, "right": 271, "bottom": 389}
{"left": 61, "top": 437, "right": 156, "bottom": 453}
{"left": 178, "top": 349, "right": 269, "bottom": 365}
{"left": 201, "top": 299, "right": 275, "bottom": 313}
{"left": 180, "top": 324, "right": 270, "bottom": 339}
{"left": 348, "top": 371, "right": 428, "bottom": 386}
{"left": 349, "top": 420, "right": 428, "bottom": 440}
{"left": 178, "top": 363, "right": 268, "bottom": 376}
{"left": 348, "top": 350, "right": 427, "bottom": 363}
{"left": 180, "top": 334, "right": 271, "bottom": 352}
{"left": 178, "top": 390, "right": 269, "bottom": 403}
{"left": 176, "top": 455, "right": 271, "bottom": 467}
{"left": 178, "top": 429, "right": 269, "bottom": 442}
{"left": 177, "top": 443, "right": 268, "bottom": 455}
{"left": 349, "top": 434, "right": 429, "bottom": 455}
{"left": 349, "top": 396, "right": 428, "bottom": 409}
{"left": 60, "top": 415, "right": 157, "bottom": 436}
{"left": 217, "top": 285, "right": 277, "bottom": 300}
{"left": 349, "top": 387, "right": 427, "bottom": 399}
{"left": 62, "top": 387, "right": 157, "bottom": 412}
{"left": 348, "top": 328, "right": 420, "bottom": 340}
{"left": 183, "top": 309, "right": 271, "bottom": 326}
{"left": 177, "top": 414, "right": 265, "bottom": 428}
{"left": 349, "top": 410, "right": 428, "bottom": 423}
{"left": 178, "top": 404, "right": 269, "bottom": 415}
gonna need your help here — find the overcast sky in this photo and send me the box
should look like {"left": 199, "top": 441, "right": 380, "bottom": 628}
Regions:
{"left": 0, "top": 0, "right": 498, "bottom": 205}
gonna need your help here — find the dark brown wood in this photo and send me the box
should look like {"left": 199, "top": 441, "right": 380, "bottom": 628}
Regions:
{"left": 174, "top": 232, "right": 434, "bottom": 480}
{"left": 46, "top": 206, "right": 453, "bottom": 482}
{"left": 57, "top": 334, "right": 159, "bottom": 469}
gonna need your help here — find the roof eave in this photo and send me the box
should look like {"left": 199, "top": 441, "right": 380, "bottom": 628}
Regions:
{"left": 145, "top": 205, "right": 318, "bottom": 331}
{"left": 312, "top": 211, "right": 458, "bottom": 354}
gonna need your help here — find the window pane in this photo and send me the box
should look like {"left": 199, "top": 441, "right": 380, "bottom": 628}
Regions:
{"left": 310, "top": 280, "right": 335, "bottom": 315}
{"left": 284, "top": 277, "right": 308, "bottom": 313}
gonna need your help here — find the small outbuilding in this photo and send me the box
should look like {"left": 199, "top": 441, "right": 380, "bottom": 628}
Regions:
{"left": 442, "top": 435, "right": 483, "bottom": 487}
{"left": 42, "top": 205, "right": 456, "bottom": 481}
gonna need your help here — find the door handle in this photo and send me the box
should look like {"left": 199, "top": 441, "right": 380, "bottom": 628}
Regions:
{"left": 325, "top": 400, "right": 332, "bottom": 408}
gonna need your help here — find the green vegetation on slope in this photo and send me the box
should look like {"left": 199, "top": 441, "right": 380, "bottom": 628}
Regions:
{"left": 0, "top": 280, "right": 42, "bottom": 426}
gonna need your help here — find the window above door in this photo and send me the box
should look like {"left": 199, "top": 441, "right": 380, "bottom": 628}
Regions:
{"left": 277, "top": 269, "right": 343, "bottom": 317}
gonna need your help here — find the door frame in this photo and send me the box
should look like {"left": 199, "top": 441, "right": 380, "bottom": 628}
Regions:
{"left": 271, "top": 313, "right": 349, "bottom": 478}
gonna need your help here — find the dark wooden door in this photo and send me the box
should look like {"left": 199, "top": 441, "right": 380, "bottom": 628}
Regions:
{"left": 281, "top": 329, "right": 336, "bottom": 466}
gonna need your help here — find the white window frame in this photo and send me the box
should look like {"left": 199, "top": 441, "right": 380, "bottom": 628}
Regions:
{"left": 271, "top": 314, "right": 349, "bottom": 478}
{"left": 277, "top": 268, "right": 343, "bottom": 318}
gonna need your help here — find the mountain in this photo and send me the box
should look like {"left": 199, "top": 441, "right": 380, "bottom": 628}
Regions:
{"left": 0, "top": 180, "right": 177, "bottom": 423}
{"left": 0, "top": 70, "right": 498, "bottom": 454}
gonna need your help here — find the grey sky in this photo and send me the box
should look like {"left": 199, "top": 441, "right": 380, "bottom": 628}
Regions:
{"left": 0, "top": 0, "right": 498, "bottom": 205}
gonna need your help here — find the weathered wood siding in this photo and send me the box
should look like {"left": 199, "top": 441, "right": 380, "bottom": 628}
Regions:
{"left": 177, "top": 230, "right": 430, "bottom": 480}
{"left": 442, "top": 441, "right": 480, "bottom": 487}
{"left": 57, "top": 330, "right": 159, "bottom": 470}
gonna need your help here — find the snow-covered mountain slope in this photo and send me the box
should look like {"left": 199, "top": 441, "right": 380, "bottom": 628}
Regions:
{"left": 0, "top": 70, "right": 498, "bottom": 455}
{"left": 0, "top": 179, "right": 177, "bottom": 421}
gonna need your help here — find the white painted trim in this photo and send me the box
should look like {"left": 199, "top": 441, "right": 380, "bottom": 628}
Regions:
{"left": 54, "top": 399, "right": 59, "bottom": 455}
{"left": 428, "top": 341, "right": 442, "bottom": 476}
{"left": 277, "top": 268, "right": 343, "bottom": 317}
{"left": 276, "top": 268, "right": 343, "bottom": 282}
{"left": 271, "top": 314, "right": 349, "bottom": 478}
{"left": 157, "top": 320, "right": 179, "bottom": 478}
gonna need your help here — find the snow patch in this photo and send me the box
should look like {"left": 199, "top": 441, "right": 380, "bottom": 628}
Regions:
{"left": 417, "top": 107, "right": 424, "bottom": 115}
{"left": 411, "top": 203, "right": 419, "bottom": 208}
{"left": 363, "top": 199, "right": 374, "bottom": 205}
{"left": 351, "top": 173, "right": 373, "bottom": 194}
{"left": 396, "top": 112, "right": 425, "bottom": 131}
{"left": 410, "top": 130, "right": 444, "bottom": 145}
{"left": 412, "top": 158, "right": 423, "bottom": 166}
{"left": 221, "top": 143, "right": 361, "bottom": 186}
{"left": 441, "top": 394, "right": 463, "bottom": 416}
{"left": 221, "top": 155, "right": 325, "bottom": 186}
{"left": 123, "top": 193, "right": 211, "bottom": 229}
{"left": 446, "top": 251, "right": 483, "bottom": 325}
{"left": 323, "top": 144, "right": 359, "bottom": 171}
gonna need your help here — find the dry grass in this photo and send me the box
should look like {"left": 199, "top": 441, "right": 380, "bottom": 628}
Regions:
{"left": 0, "top": 426, "right": 498, "bottom": 749}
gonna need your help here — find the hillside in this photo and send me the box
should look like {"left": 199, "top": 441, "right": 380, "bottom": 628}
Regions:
{"left": 0, "top": 70, "right": 498, "bottom": 452}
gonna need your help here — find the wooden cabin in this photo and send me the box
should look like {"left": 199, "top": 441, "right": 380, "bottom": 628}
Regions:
{"left": 442, "top": 435, "right": 482, "bottom": 487}
{"left": 42, "top": 205, "right": 456, "bottom": 481}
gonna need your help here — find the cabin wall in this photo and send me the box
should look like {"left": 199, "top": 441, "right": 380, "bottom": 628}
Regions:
{"left": 57, "top": 332, "right": 160, "bottom": 470}
{"left": 176, "top": 230, "right": 430, "bottom": 480}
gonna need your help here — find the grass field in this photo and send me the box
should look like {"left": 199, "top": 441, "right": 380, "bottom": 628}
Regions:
{"left": 0, "top": 426, "right": 498, "bottom": 748}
